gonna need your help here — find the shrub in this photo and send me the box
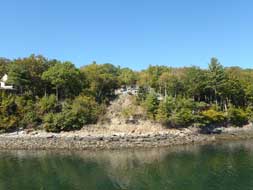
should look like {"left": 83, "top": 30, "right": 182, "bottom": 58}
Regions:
{"left": 37, "top": 95, "right": 59, "bottom": 114}
{"left": 201, "top": 108, "right": 227, "bottom": 126}
{"left": 0, "top": 115, "right": 19, "bottom": 131}
{"left": 20, "top": 111, "right": 41, "bottom": 129}
{"left": 0, "top": 96, "right": 17, "bottom": 115}
{"left": 43, "top": 112, "right": 61, "bottom": 132}
{"left": 0, "top": 95, "right": 19, "bottom": 131}
{"left": 144, "top": 92, "right": 159, "bottom": 119}
{"left": 156, "top": 101, "right": 171, "bottom": 125}
{"left": 169, "top": 108, "right": 195, "bottom": 127}
{"left": 156, "top": 97, "right": 198, "bottom": 127}
{"left": 71, "top": 95, "right": 101, "bottom": 124}
{"left": 43, "top": 96, "right": 101, "bottom": 132}
{"left": 228, "top": 107, "right": 248, "bottom": 127}
{"left": 14, "top": 96, "right": 41, "bottom": 128}
{"left": 246, "top": 106, "right": 253, "bottom": 123}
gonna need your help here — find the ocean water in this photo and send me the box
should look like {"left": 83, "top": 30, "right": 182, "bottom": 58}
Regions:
{"left": 1, "top": 140, "right": 253, "bottom": 190}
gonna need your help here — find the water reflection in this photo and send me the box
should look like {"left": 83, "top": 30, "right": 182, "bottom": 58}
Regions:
{"left": 1, "top": 140, "right": 253, "bottom": 190}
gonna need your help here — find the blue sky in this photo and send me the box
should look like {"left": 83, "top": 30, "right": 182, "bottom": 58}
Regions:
{"left": 0, "top": 0, "right": 252, "bottom": 70}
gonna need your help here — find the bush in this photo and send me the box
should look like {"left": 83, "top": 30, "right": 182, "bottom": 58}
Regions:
{"left": 43, "top": 111, "right": 77, "bottom": 132}
{"left": 0, "top": 95, "right": 19, "bottom": 131}
{"left": 201, "top": 108, "right": 227, "bottom": 126}
{"left": 0, "top": 115, "right": 19, "bottom": 131}
{"left": 228, "top": 107, "right": 248, "bottom": 127}
{"left": 156, "top": 97, "right": 198, "bottom": 127}
{"left": 37, "top": 95, "right": 59, "bottom": 114}
{"left": 20, "top": 111, "right": 41, "bottom": 129}
{"left": 144, "top": 92, "right": 159, "bottom": 119}
{"left": 156, "top": 101, "right": 171, "bottom": 125}
{"left": 43, "top": 96, "right": 101, "bottom": 132}
{"left": 15, "top": 96, "right": 41, "bottom": 129}
{"left": 43, "top": 112, "right": 61, "bottom": 132}
{"left": 71, "top": 95, "right": 101, "bottom": 124}
{"left": 0, "top": 96, "right": 17, "bottom": 115}
{"left": 169, "top": 108, "right": 195, "bottom": 127}
{"left": 246, "top": 106, "right": 253, "bottom": 123}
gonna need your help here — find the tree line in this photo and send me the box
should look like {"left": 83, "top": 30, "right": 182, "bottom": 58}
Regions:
{"left": 0, "top": 55, "right": 253, "bottom": 132}
{"left": 139, "top": 58, "right": 253, "bottom": 128}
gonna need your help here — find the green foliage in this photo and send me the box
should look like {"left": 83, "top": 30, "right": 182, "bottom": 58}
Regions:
{"left": 245, "top": 85, "right": 253, "bottom": 104}
{"left": 7, "top": 55, "right": 49, "bottom": 96}
{"left": 171, "top": 98, "right": 198, "bottom": 127}
{"left": 1, "top": 55, "right": 253, "bottom": 132}
{"left": 0, "top": 115, "right": 19, "bottom": 131}
{"left": 156, "top": 100, "right": 171, "bottom": 124}
{"left": 207, "top": 58, "right": 227, "bottom": 97}
{"left": 227, "top": 106, "right": 248, "bottom": 127}
{"left": 144, "top": 92, "right": 159, "bottom": 119}
{"left": 71, "top": 95, "right": 101, "bottom": 125}
{"left": 201, "top": 108, "right": 227, "bottom": 126}
{"left": 20, "top": 111, "right": 41, "bottom": 129}
{"left": 0, "top": 56, "right": 119, "bottom": 132}
{"left": 246, "top": 106, "right": 253, "bottom": 122}
{"left": 119, "top": 68, "right": 137, "bottom": 86}
{"left": 184, "top": 67, "right": 209, "bottom": 101}
{"left": 7, "top": 63, "right": 31, "bottom": 92}
{"left": 15, "top": 95, "right": 41, "bottom": 128}
{"left": 0, "top": 95, "right": 18, "bottom": 115}
{"left": 81, "top": 62, "right": 119, "bottom": 103}
{"left": 156, "top": 97, "right": 200, "bottom": 127}
{"left": 0, "top": 95, "right": 19, "bottom": 131}
{"left": 42, "top": 61, "right": 83, "bottom": 100}
{"left": 0, "top": 58, "right": 10, "bottom": 77}
{"left": 37, "top": 95, "right": 59, "bottom": 114}
{"left": 43, "top": 112, "right": 61, "bottom": 132}
{"left": 137, "top": 86, "right": 149, "bottom": 101}
{"left": 169, "top": 108, "right": 195, "bottom": 127}
{"left": 43, "top": 96, "right": 101, "bottom": 132}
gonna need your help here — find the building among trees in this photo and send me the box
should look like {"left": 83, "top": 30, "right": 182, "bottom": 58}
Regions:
{"left": 0, "top": 74, "right": 14, "bottom": 90}
{"left": 115, "top": 85, "right": 139, "bottom": 95}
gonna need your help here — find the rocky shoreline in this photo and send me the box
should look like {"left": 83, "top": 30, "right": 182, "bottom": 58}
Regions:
{"left": 0, "top": 124, "right": 252, "bottom": 150}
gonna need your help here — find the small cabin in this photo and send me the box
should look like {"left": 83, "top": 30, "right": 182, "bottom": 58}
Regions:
{"left": 0, "top": 74, "right": 14, "bottom": 90}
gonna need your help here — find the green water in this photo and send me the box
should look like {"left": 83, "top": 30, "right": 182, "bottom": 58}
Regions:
{"left": 1, "top": 141, "right": 253, "bottom": 190}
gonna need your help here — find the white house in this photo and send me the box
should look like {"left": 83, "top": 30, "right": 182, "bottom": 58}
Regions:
{"left": 0, "top": 74, "right": 14, "bottom": 90}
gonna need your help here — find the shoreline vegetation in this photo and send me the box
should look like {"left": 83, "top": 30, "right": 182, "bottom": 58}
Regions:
{"left": 1, "top": 55, "right": 253, "bottom": 149}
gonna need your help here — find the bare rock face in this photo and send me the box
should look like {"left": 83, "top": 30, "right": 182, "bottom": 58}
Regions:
{"left": 98, "top": 94, "right": 148, "bottom": 127}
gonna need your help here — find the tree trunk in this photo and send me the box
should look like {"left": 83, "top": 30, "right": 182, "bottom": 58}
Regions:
{"left": 214, "top": 88, "right": 218, "bottom": 106}
{"left": 224, "top": 101, "right": 228, "bottom": 112}
{"left": 56, "top": 86, "right": 59, "bottom": 101}
{"left": 20, "top": 86, "right": 23, "bottom": 95}
{"left": 44, "top": 87, "right": 47, "bottom": 97}
{"left": 165, "top": 85, "right": 167, "bottom": 98}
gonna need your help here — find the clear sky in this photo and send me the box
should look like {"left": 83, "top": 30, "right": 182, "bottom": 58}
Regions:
{"left": 0, "top": 0, "right": 252, "bottom": 70}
